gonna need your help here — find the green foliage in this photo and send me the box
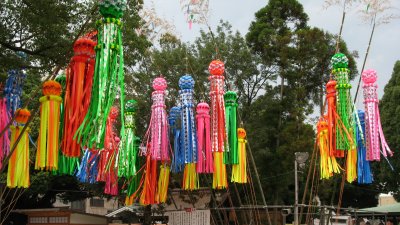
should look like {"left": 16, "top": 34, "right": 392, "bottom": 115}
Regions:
{"left": 374, "top": 61, "right": 400, "bottom": 200}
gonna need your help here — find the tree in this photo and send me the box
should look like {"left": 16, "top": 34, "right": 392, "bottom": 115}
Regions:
{"left": 373, "top": 61, "right": 400, "bottom": 200}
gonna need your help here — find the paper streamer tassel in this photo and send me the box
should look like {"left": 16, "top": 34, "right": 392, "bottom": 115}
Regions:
{"left": 35, "top": 81, "right": 62, "bottom": 171}
{"left": 169, "top": 106, "right": 184, "bottom": 173}
{"left": 157, "top": 164, "right": 170, "bottom": 203}
{"left": 75, "top": 1, "right": 126, "bottom": 149}
{"left": 317, "top": 117, "right": 340, "bottom": 179}
{"left": 196, "top": 102, "right": 213, "bottom": 173}
{"left": 0, "top": 98, "right": 11, "bottom": 169}
{"left": 231, "top": 128, "right": 247, "bottom": 183}
{"left": 362, "top": 69, "right": 393, "bottom": 161}
{"left": 7, "top": 108, "right": 31, "bottom": 188}
{"left": 224, "top": 91, "right": 238, "bottom": 164}
{"left": 356, "top": 110, "right": 373, "bottom": 184}
{"left": 331, "top": 53, "right": 355, "bottom": 151}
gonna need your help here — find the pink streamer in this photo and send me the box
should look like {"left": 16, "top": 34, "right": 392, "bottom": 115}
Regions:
{"left": 142, "top": 77, "right": 169, "bottom": 161}
{"left": 196, "top": 102, "right": 213, "bottom": 173}
{"left": 362, "top": 69, "right": 393, "bottom": 161}
{"left": 0, "top": 98, "right": 10, "bottom": 168}
{"left": 97, "top": 107, "right": 119, "bottom": 195}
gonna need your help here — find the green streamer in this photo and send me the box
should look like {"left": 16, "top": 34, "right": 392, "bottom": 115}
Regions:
{"left": 75, "top": 0, "right": 126, "bottom": 149}
{"left": 224, "top": 91, "right": 238, "bottom": 164}
{"left": 331, "top": 53, "right": 354, "bottom": 150}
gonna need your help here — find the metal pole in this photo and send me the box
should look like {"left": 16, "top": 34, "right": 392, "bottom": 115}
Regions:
{"left": 295, "top": 160, "right": 299, "bottom": 225}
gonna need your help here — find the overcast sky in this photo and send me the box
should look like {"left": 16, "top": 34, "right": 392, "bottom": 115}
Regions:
{"left": 145, "top": 0, "right": 400, "bottom": 108}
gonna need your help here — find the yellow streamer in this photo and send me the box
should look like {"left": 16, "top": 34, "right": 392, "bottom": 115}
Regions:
{"left": 212, "top": 152, "right": 227, "bottom": 189}
{"left": 36, "top": 95, "right": 62, "bottom": 171}
{"left": 156, "top": 164, "right": 170, "bottom": 203}
{"left": 7, "top": 126, "right": 30, "bottom": 188}
{"left": 346, "top": 146, "right": 357, "bottom": 183}
{"left": 231, "top": 128, "right": 247, "bottom": 183}
{"left": 183, "top": 163, "right": 199, "bottom": 190}
{"left": 317, "top": 119, "right": 340, "bottom": 179}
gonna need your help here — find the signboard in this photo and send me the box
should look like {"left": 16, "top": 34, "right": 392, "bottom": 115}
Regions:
{"left": 166, "top": 209, "right": 210, "bottom": 225}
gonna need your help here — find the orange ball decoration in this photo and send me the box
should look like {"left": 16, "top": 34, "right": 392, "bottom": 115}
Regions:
{"left": 15, "top": 108, "right": 31, "bottom": 124}
{"left": 208, "top": 60, "right": 225, "bottom": 76}
{"left": 42, "top": 81, "right": 62, "bottom": 96}
{"left": 237, "top": 128, "right": 246, "bottom": 139}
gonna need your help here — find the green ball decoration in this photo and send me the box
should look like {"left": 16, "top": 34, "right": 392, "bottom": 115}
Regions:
{"left": 331, "top": 53, "right": 349, "bottom": 69}
{"left": 99, "top": 0, "right": 127, "bottom": 19}
{"left": 125, "top": 99, "right": 138, "bottom": 112}
{"left": 224, "top": 91, "right": 238, "bottom": 104}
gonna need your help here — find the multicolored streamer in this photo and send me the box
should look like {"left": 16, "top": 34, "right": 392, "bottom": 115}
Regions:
{"left": 7, "top": 108, "right": 31, "bottom": 188}
{"left": 326, "top": 80, "right": 344, "bottom": 158}
{"left": 317, "top": 117, "right": 340, "bottom": 179}
{"left": 356, "top": 110, "right": 373, "bottom": 184}
{"left": 331, "top": 53, "right": 355, "bottom": 151}
{"left": 224, "top": 91, "right": 238, "bottom": 165}
{"left": 231, "top": 128, "right": 247, "bottom": 183}
{"left": 35, "top": 81, "right": 62, "bottom": 171}
{"left": 362, "top": 69, "right": 393, "bottom": 161}
{"left": 196, "top": 102, "right": 213, "bottom": 173}
{"left": 61, "top": 33, "right": 96, "bottom": 174}
{"left": 76, "top": 149, "right": 99, "bottom": 184}
{"left": 179, "top": 75, "right": 198, "bottom": 190}
{"left": 139, "top": 77, "right": 170, "bottom": 204}
{"left": 75, "top": 0, "right": 126, "bottom": 149}
{"left": 209, "top": 60, "right": 228, "bottom": 189}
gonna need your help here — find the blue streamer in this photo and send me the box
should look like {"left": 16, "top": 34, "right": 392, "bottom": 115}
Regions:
{"left": 179, "top": 75, "right": 197, "bottom": 164}
{"left": 169, "top": 106, "right": 184, "bottom": 173}
{"left": 4, "top": 69, "right": 26, "bottom": 116}
{"left": 356, "top": 110, "right": 373, "bottom": 184}
{"left": 76, "top": 149, "right": 99, "bottom": 183}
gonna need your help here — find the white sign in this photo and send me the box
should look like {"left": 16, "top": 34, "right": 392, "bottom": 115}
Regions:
{"left": 166, "top": 210, "right": 210, "bottom": 225}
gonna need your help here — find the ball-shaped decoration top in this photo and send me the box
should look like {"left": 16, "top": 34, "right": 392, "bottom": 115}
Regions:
{"left": 125, "top": 99, "right": 138, "bottom": 112}
{"left": 179, "top": 74, "right": 195, "bottom": 90}
{"left": 208, "top": 60, "right": 225, "bottom": 76}
{"left": 42, "top": 81, "right": 62, "bottom": 96}
{"left": 15, "top": 108, "right": 31, "bottom": 124}
{"left": 224, "top": 91, "right": 237, "bottom": 103}
{"left": 73, "top": 36, "right": 96, "bottom": 57}
{"left": 317, "top": 118, "right": 328, "bottom": 132}
{"left": 237, "top": 128, "right": 247, "bottom": 139}
{"left": 331, "top": 53, "right": 349, "bottom": 69}
{"left": 169, "top": 106, "right": 181, "bottom": 120}
{"left": 361, "top": 69, "right": 377, "bottom": 84}
{"left": 326, "top": 80, "right": 337, "bottom": 92}
{"left": 99, "top": 0, "right": 127, "bottom": 18}
{"left": 152, "top": 77, "right": 167, "bottom": 91}
{"left": 196, "top": 102, "right": 210, "bottom": 114}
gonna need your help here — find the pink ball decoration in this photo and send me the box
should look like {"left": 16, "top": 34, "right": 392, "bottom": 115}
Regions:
{"left": 196, "top": 102, "right": 210, "bottom": 114}
{"left": 152, "top": 77, "right": 167, "bottom": 91}
{"left": 362, "top": 69, "right": 377, "bottom": 84}
{"left": 208, "top": 60, "right": 225, "bottom": 76}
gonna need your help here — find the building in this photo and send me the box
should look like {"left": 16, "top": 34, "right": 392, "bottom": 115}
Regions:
{"left": 53, "top": 197, "right": 120, "bottom": 216}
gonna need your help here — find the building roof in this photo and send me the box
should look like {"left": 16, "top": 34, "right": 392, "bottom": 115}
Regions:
{"left": 359, "top": 203, "right": 400, "bottom": 215}
{"left": 13, "top": 207, "right": 108, "bottom": 219}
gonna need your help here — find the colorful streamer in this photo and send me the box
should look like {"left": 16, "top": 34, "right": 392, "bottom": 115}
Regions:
{"left": 61, "top": 33, "right": 96, "bottom": 174}
{"left": 325, "top": 80, "right": 344, "bottom": 157}
{"left": 356, "top": 110, "right": 373, "bottom": 184}
{"left": 362, "top": 69, "right": 393, "bottom": 161}
{"left": 209, "top": 60, "right": 227, "bottom": 189}
{"left": 35, "top": 81, "right": 62, "bottom": 171}
{"left": 224, "top": 91, "right": 238, "bottom": 165}
{"left": 331, "top": 53, "right": 355, "bottom": 151}
{"left": 76, "top": 149, "right": 99, "bottom": 184}
{"left": 231, "top": 128, "right": 247, "bottom": 183}
{"left": 7, "top": 108, "right": 30, "bottom": 188}
{"left": 0, "top": 96, "right": 10, "bottom": 169}
{"left": 139, "top": 77, "right": 170, "bottom": 204}
{"left": 75, "top": 0, "right": 126, "bottom": 149}
{"left": 179, "top": 75, "right": 198, "bottom": 190}
{"left": 317, "top": 117, "right": 340, "bottom": 179}
{"left": 196, "top": 102, "right": 213, "bottom": 173}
